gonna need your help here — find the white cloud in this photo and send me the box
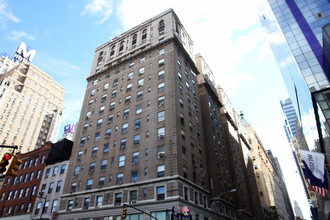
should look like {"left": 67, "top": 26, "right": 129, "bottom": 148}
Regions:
{"left": 8, "top": 30, "right": 35, "bottom": 41}
{"left": 0, "top": 0, "right": 19, "bottom": 22}
{"left": 82, "top": 0, "right": 113, "bottom": 24}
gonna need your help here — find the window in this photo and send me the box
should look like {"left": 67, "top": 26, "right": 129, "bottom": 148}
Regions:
{"left": 101, "top": 160, "right": 107, "bottom": 170}
{"left": 126, "top": 83, "right": 132, "bottom": 92}
{"left": 89, "top": 162, "right": 96, "bottom": 173}
{"left": 83, "top": 123, "right": 88, "bottom": 131}
{"left": 80, "top": 136, "right": 86, "bottom": 146}
{"left": 36, "top": 170, "right": 41, "bottom": 179}
{"left": 181, "top": 129, "right": 185, "bottom": 140}
{"left": 85, "top": 111, "right": 91, "bottom": 120}
{"left": 35, "top": 202, "right": 42, "bottom": 215}
{"left": 40, "top": 184, "right": 46, "bottom": 195}
{"left": 88, "top": 100, "right": 94, "bottom": 107}
{"left": 51, "top": 200, "right": 58, "bottom": 213}
{"left": 74, "top": 166, "right": 80, "bottom": 176}
{"left": 111, "top": 89, "right": 117, "bottom": 98}
{"left": 94, "top": 132, "right": 101, "bottom": 142}
{"left": 135, "top": 118, "right": 141, "bottom": 129}
{"left": 132, "top": 152, "right": 139, "bottom": 163}
{"left": 137, "top": 79, "right": 144, "bottom": 87}
{"left": 45, "top": 168, "right": 50, "bottom": 178}
{"left": 125, "top": 95, "right": 131, "bottom": 105}
{"left": 113, "top": 78, "right": 119, "bottom": 87}
{"left": 158, "top": 96, "right": 165, "bottom": 107}
{"left": 132, "top": 34, "right": 137, "bottom": 47}
{"left": 103, "top": 83, "right": 109, "bottom": 90}
{"left": 117, "top": 173, "right": 124, "bottom": 184}
{"left": 96, "top": 195, "right": 103, "bottom": 208}
{"left": 83, "top": 197, "right": 90, "bottom": 210}
{"left": 128, "top": 72, "right": 134, "bottom": 80}
{"left": 118, "top": 155, "right": 125, "bottom": 167}
{"left": 115, "top": 192, "right": 122, "bottom": 205}
{"left": 71, "top": 182, "right": 77, "bottom": 192}
{"left": 157, "top": 186, "right": 165, "bottom": 200}
{"left": 130, "top": 190, "right": 138, "bottom": 203}
{"left": 119, "top": 41, "right": 124, "bottom": 54}
{"left": 120, "top": 138, "right": 127, "bottom": 149}
{"left": 110, "top": 45, "right": 116, "bottom": 58}
{"left": 90, "top": 89, "right": 96, "bottom": 96}
{"left": 159, "top": 20, "right": 165, "bottom": 35}
{"left": 136, "top": 104, "right": 142, "bottom": 114}
{"left": 158, "top": 111, "right": 165, "bottom": 122}
{"left": 139, "top": 67, "right": 145, "bottom": 75}
{"left": 77, "top": 151, "right": 83, "bottom": 161}
{"left": 86, "top": 179, "right": 93, "bottom": 190}
{"left": 158, "top": 58, "right": 165, "bottom": 67}
{"left": 133, "top": 134, "right": 141, "bottom": 145}
{"left": 158, "top": 70, "right": 164, "bottom": 79}
{"left": 99, "top": 177, "right": 105, "bottom": 188}
{"left": 158, "top": 82, "right": 165, "bottom": 92}
{"left": 53, "top": 166, "right": 59, "bottom": 175}
{"left": 157, "top": 165, "right": 165, "bottom": 177}
{"left": 131, "top": 170, "right": 138, "bottom": 182}
{"left": 29, "top": 172, "right": 34, "bottom": 180}
{"left": 99, "top": 105, "right": 105, "bottom": 114}
{"left": 67, "top": 200, "right": 73, "bottom": 211}
{"left": 157, "top": 145, "right": 165, "bottom": 158}
{"left": 137, "top": 91, "right": 143, "bottom": 100}
{"left": 157, "top": 127, "right": 165, "bottom": 139}
{"left": 105, "top": 128, "right": 112, "bottom": 138}
{"left": 109, "top": 102, "right": 116, "bottom": 110}
{"left": 96, "top": 119, "right": 103, "bottom": 128}
{"left": 103, "top": 143, "right": 109, "bottom": 153}
{"left": 48, "top": 182, "right": 54, "bottom": 194}
{"left": 142, "top": 29, "right": 147, "bottom": 43}
{"left": 122, "top": 123, "right": 128, "bottom": 133}
{"left": 179, "top": 98, "right": 184, "bottom": 107}
{"left": 159, "top": 48, "right": 165, "bottom": 55}
{"left": 108, "top": 114, "right": 114, "bottom": 124}
{"left": 56, "top": 181, "right": 62, "bottom": 192}
{"left": 123, "top": 109, "right": 130, "bottom": 119}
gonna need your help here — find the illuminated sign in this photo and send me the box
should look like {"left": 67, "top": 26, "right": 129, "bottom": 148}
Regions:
{"left": 13, "top": 42, "right": 36, "bottom": 64}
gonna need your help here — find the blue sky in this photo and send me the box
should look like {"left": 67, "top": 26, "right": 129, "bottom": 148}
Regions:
{"left": 0, "top": 0, "right": 311, "bottom": 217}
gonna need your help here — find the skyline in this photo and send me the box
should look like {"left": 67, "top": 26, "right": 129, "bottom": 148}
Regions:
{"left": 0, "top": 0, "right": 310, "bottom": 218}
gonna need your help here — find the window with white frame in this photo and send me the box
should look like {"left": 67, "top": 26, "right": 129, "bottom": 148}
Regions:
{"left": 157, "top": 127, "right": 165, "bottom": 139}
{"left": 158, "top": 111, "right": 165, "bottom": 122}
{"left": 118, "top": 155, "right": 125, "bottom": 167}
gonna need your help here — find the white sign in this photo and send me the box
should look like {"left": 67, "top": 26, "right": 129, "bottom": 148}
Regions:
{"left": 14, "top": 42, "right": 36, "bottom": 64}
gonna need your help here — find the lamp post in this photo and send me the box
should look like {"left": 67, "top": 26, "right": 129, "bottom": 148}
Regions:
{"left": 38, "top": 192, "right": 47, "bottom": 220}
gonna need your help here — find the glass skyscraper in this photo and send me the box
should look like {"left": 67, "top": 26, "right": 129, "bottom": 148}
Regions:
{"left": 258, "top": 0, "right": 330, "bottom": 151}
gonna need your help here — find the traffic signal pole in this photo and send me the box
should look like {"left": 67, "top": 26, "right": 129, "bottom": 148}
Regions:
{"left": 122, "top": 204, "right": 158, "bottom": 220}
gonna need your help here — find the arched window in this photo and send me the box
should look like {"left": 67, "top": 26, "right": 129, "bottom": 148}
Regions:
{"left": 159, "top": 20, "right": 165, "bottom": 35}
{"left": 132, "top": 34, "right": 137, "bottom": 48}
{"left": 110, "top": 45, "right": 116, "bottom": 58}
{"left": 141, "top": 29, "right": 147, "bottom": 43}
{"left": 119, "top": 41, "right": 124, "bottom": 54}
{"left": 97, "top": 51, "right": 103, "bottom": 66}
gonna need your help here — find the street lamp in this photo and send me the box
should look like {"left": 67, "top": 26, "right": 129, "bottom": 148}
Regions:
{"left": 211, "top": 189, "right": 237, "bottom": 201}
{"left": 38, "top": 192, "right": 47, "bottom": 220}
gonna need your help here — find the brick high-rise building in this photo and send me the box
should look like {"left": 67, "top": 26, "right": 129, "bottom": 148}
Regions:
{"left": 59, "top": 8, "right": 264, "bottom": 220}
{"left": 59, "top": 9, "right": 210, "bottom": 219}
{"left": 0, "top": 42, "right": 65, "bottom": 153}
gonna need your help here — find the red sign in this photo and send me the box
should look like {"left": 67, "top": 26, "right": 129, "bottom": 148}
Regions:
{"left": 182, "top": 206, "right": 190, "bottom": 213}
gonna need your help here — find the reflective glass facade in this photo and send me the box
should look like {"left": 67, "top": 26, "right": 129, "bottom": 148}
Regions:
{"left": 258, "top": 0, "right": 330, "bottom": 150}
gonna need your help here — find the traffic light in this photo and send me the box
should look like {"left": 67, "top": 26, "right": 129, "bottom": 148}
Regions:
{"left": 6, "top": 155, "right": 22, "bottom": 177}
{"left": 122, "top": 204, "right": 127, "bottom": 218}
{"left": 0, "top": 153, "right": 12, "bottom": 174}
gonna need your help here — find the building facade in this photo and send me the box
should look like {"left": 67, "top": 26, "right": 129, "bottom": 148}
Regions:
{"left": 58, "top": 8, "right": 264, "bottom": 220}
{"left": 31, "top": 138, "right": 73, "bottom": 220}
{"left": 0, "top": 44, "right": 65, "bottom": 154}
{"left": 258, "top": 0, "right": 330, "bottom": 218}
{"left": 0, "top": 143, "right": 50, "bottom": 219}
{"left": 243, "top": 115, "right": 294, "bottom": 219}
{"left": 59, "top": 9, "right": 211, "bottom": 220}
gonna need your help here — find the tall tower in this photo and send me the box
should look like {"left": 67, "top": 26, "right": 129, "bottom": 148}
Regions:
{"left": 0, "top": 43, "right": 65, "bottom": 153}
{"left": 59, "top": 9, "right": 211, "bottom": 219}
{"left": 280, "top": 98, "right": 298, "bottom": 141}
{"left": 258, "top": 0, "right": 330, "bottom": 152}
{"left": 258, "top": 0, "right": 330, "bottom": 218}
